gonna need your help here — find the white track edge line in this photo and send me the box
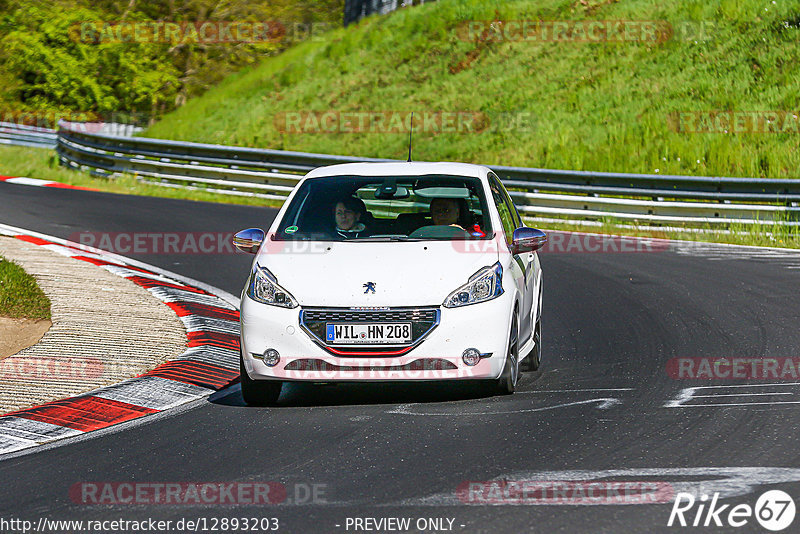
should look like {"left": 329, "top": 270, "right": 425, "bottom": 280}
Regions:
{"left": 0, "top": 222, "right": 240, "bottom": 308}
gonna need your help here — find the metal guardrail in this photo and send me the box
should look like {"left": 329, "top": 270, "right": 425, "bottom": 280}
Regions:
{"left": 53, "top": 126, "right": 800, "bottom": 225}
{"left": 0, "top": 122, "right": 57, "bottom": 149}
{"left": 0, "top": 121, "right": 142, "bottom": 150}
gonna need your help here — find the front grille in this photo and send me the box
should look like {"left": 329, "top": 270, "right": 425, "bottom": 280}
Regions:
{"left": 300, "top": 306, "right": 440, "bottom": 355}
{"left": 303, "top": 309, "right": 437, "bottom": 323}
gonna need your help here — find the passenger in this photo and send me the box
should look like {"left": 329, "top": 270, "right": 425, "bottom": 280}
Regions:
{"left": 430, "top": 197, "right": 465, "bottom": 230}
{"left": 334, "top": 197, "right": 368, "bottom": 238}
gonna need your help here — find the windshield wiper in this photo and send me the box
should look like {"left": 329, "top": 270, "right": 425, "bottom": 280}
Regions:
{"left": 351, "top": 236, "right": 423, "bottom": 242}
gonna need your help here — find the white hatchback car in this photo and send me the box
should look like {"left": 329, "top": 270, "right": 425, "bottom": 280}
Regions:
{"left": 234, "top": 162, "right": 546, "bottom": 405}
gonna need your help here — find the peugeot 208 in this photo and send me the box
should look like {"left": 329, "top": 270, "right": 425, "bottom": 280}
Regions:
{"left": 234, "top": 162, "right": 546, "bottom": 405}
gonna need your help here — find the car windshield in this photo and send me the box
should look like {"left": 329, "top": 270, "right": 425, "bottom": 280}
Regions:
{"left": 274, "top": 174, "right": 494, "bottom": 241}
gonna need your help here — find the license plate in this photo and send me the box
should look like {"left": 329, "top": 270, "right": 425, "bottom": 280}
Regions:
{"left": 325, "top": 323, "right": 412, "bottom": 345}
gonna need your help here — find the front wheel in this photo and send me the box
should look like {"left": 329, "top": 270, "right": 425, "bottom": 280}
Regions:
{"left": 240, "top": 351, "right": 282, "bottom": 406}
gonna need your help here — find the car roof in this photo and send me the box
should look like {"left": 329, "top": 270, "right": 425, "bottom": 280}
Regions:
{"left": 304, "top": 161, "right": 490, "bottom": 180}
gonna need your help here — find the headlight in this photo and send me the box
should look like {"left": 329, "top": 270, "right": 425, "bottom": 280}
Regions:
{"left": 443, "top": 262, "right": 504, "bottom": 308}
{"left": 247, "top": 264, "right": 298, "bottom": 308}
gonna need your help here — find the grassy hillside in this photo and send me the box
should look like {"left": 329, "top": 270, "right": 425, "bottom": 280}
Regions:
{"left": 145, "top": 0, "right": 800, "bottom": 179}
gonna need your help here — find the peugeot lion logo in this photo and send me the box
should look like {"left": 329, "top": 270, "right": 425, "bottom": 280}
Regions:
{"left": 363, "top": 282, "right": 376, "bottom": 294}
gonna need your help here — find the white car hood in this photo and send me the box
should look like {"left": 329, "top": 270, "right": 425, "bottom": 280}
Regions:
{"left": 255, "top": 240, "right": 500, "bottom": 307}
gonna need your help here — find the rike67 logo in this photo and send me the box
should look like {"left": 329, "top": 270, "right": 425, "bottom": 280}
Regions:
{"left": 668, "top": 490, "right": 796, "bottom": 531}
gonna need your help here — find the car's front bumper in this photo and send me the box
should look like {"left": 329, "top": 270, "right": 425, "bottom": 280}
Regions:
{"left": 240, "top": 292, "right": 514, "bottom": 382}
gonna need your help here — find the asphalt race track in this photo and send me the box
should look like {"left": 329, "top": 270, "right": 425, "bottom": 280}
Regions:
{"left": 2, "top": 182, "right": 800, "bottom": 533}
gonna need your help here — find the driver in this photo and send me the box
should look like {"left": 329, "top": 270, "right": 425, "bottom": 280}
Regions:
{"left": 334, "top": 197, "right": 368, "bottom": 238}
{"left": 430, "top": 197, "right": 465, "bottom": 230}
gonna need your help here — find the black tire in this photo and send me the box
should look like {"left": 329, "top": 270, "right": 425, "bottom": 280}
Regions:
{"left": 240, "top": 351, "right": 282, "bottom": 406}
{"left": 493, "top": 317, "right": 519, "bottom": 395}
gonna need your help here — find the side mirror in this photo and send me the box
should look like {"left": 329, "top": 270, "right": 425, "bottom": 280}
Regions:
{"left": 511, "top": 227, "right": 547, "bottom": 254}
{"left": 233, "top": 228, "right": 265, "bottom": 254}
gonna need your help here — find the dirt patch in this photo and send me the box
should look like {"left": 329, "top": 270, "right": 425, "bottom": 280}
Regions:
{"left": 449, "top": 10, "right": 502, "bottom": 75}
{"left": 0, "top": 317, "right": 51, "bottom": 360}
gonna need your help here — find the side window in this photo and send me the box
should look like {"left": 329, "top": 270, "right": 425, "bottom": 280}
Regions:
{"left": 507, "top": 193, "right": 522, "bottom": 229}
{"left": 491, "top": 173, "right": 522, "bottom": 228}
{"left": 489, "top": 175, "right": 516, "bottom": 245}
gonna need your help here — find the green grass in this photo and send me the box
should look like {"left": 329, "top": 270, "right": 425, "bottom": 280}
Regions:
{"left": 144, "top": 0, "right": 800, "bottom": 179}
{"left": 0, "top": 145, "right": 282, "bottom": 207}
{"left": 0, "top": 255, "right": 51, "bottom": 320}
